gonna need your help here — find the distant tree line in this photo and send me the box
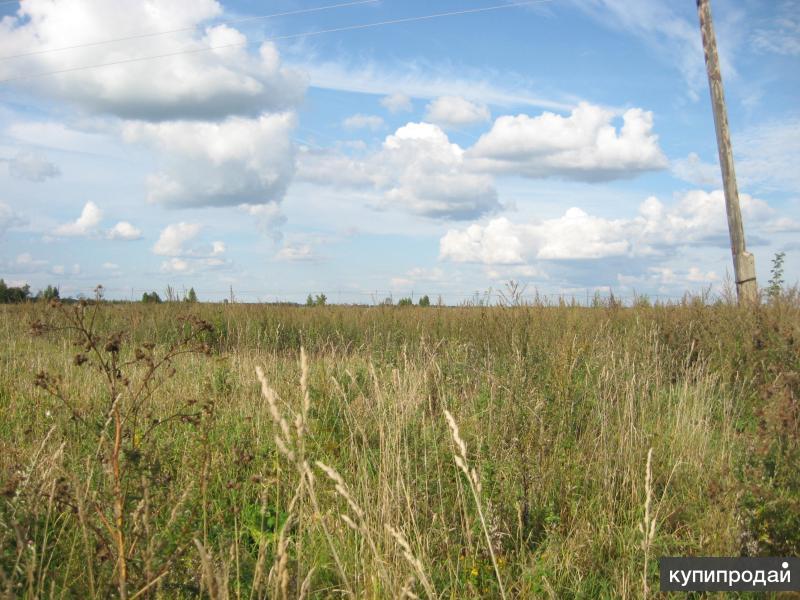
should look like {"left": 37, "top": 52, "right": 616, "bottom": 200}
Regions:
{"left": 0, "top": 279, "right": 62, "bottom": 303}
{"left": 141, "top": 287, "right": 198, "bottom": 303}
{"left": 304, "top": 292, "right": 434, "bottom": 307}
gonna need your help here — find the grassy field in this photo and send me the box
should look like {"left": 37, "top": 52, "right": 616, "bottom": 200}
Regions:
{"left": 1, "top": 296, "right": 798, "bottom": 598}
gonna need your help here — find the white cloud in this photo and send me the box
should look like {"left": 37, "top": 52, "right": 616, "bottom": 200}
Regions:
{"left": 298, "top": 121, "right": 499, "bottom": 220}
{"left": 276, "top": 244, "right": 317, "bottom": 262}
{"left": 468, "top": 102, "right": 668, "bottom": 181}
{"left": 298, "top": 59, "right": 573, "bottom": 111}
{"left": 618, "top": 266, "right": 719, "bottom": 289}
{"left": 672, "top": 153, "right": 721, "bottom": 187}
{"left": 343, "top": 114, "right": 385, "bottom": 131}
{"left": 378, "top": 123, "right": 499, "bottom": 219}
{"left": 1, "top": 252, "right": 49, "bottom": 273}
{"left": 3, "top": 150, "right": 60, "bottom": 182}
{"left": 152, "top": 222, "right": 202, "bottom": 256}
{"left": 674, "top": 118, "right": 800, "bottom": 193}
{"left": 425, "top": 96, "right": 490, "bottom": 128}
{"left": 389, "top": 266, "right": 445, "bottom": 289}
{"left": 440, "top": 189, "right": 784, "bottom": 265}
{"left": 751, "top": 2, "right": 800, "bottom": 56}
{"left": 124, "top": 112, "right": 296, "bottom": 208}
{"left": 152, "top": 222, "right": 227, "bottom": 275}
{"left": 161, "top": 258, "right": 190, "bottom": 273}
{"left": 53, "top": 201, "right": 102, "bottom": 237}
{"left": 107, "top": 221, "right": 142, "bottom": 241}
{"left": 0, "top": 202, "right": 27, "bottom": 236}
{"left": 734, "top": 117, "right": 800, "bottom": 193}
{"left": 102, "top": 262, "right": 119, "bottom": 270}
{"left": 381, "top": 92, "right": 413, "bottom": 113}
{"left": 242, "top": 203, "right": 287, "bottom": 240}
{"left": 0, "top": 1, "right": 306, "bottom": 121}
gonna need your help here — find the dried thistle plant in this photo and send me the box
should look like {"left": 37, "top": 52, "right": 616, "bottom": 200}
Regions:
{"left": 26, "top": 290, "right": 215, "bottom": 600}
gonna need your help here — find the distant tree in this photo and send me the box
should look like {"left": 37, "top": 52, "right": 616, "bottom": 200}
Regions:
{"left": 0, "top": 279, "right": 31, "bottom": 303}
{"left": 185, "top": 287, "right": 198, "bottom": 303}
{"left": 314, "top": 293, "right": 327, "bottom": 307}
{"left": 37, "top": 285, "right": 60, "bottom": 302}
{"left": 418, "top": 295, "right": 431, "bottom": 307}
{"left": 306, "top": 294, "right": 314, "bottom": 307}
{"left": 141, "top": 291, "right": 162, "bottom": 304}
{"left": 397, "top": 297, "right": 413, "bottom": 306}
{"left": 164, "top": 285, "right": 176, "bottom": 302}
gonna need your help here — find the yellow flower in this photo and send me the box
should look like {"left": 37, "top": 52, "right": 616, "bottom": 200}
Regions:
{"left": 470, "top": 567, "right": 479, "bottom": 578}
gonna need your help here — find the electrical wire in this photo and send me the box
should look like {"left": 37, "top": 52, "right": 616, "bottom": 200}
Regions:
{"left": 0, "top": 0, "right": 382, "bottom": 61}
{"left": 0, "top": 0, "right": 553, "bottom": 84}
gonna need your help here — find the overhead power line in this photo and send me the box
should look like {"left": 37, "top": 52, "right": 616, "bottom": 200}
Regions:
{"left": 0, "top": 0, "right": 553, "bottom": 84}
{"left": 0, "top": 0, "right": 381, "bottom": 61}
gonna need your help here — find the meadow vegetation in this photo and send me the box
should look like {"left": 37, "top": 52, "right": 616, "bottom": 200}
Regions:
{"left": 0, "top": 290, "right": 798, "bottom": 598}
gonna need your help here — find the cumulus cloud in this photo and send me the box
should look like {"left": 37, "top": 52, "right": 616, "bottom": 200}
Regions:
{"left": 160, "top": 258, "right": 190, "bottom": 273}
{"left": 275, "top": 244, "right": 318, "bottom": 262}
{"left": 298, "top": 122, "right": 499, "bottom": 220}
{"left": 53, "top": 201, "right": 102, "bottom": 236}
{"left": 152, "top": 222, "right": 202, "bottom": 256}
{"left": 152, "top": 221, "right": 226, "bottom": 274}
{"left": 343, "top": 114, "right": 385, "bottom": 131}
{"left": 106, "top": 221, "right": 142, "bottom": 240}
{"left": 153, "top": 222, "right": 227, "bottom": 272}
{"left": 440, "top": 189, "right": 784, "bottom": 264}
{"left": 124, "top": 112, "right": 296, "bottom": 208}
{"left": 672, "top": 153, "right": 721, "bottom": 187}
{"left": 3, "top": 151, "right": 60, "bottom": 182}
{"left": 425, "top": 96, "right": 490, "bottom": 128}
{"left": 380, "top": 92, "right": 413, "bottom": 113}
{"left": 468, "top": 102, "right": 668, "bottom": 181}
{"left": 0, "top": 202, "right": 27, "bottom": 236}
{"left": 299, "top": 102, "right": 667, "bottom": 219}
{"left": 0, "top": 0, "right": 306, "bottom": 121}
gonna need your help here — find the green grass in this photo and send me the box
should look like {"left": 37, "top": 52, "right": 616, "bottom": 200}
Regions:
{"left": 0, "top": 296, "right": 798, "bottom": 598}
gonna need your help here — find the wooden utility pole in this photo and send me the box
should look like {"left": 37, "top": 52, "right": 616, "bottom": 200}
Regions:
{"left": 696, "top": 0, "right": 757, "bottom": 303}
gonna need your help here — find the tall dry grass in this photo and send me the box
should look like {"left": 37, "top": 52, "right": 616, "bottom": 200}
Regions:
{"left": 0, "top": 294, "right": 798, "bottom": 597}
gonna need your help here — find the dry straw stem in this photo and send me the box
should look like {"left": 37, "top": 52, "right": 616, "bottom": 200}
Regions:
{"left": 638, "top": 447, "right": 682, "bottom": 599}
{"left": 315, "top": 460, "right": 392, "bottom": 591}
{"left": 385, "top": 523, "right": 437, "bottom": 599}
{"left": 255, "top": 354, "right": 354, "bottom": 597}
{"left": 444, "top": 410, "right": 507, "bottom": 600}
{"left": 639, "top": 447, "right": 656, "bottom": 599}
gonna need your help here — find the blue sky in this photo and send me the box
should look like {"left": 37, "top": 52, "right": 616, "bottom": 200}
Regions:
{"left": 0, "top": 0, "right": 798, "bottom": 303}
